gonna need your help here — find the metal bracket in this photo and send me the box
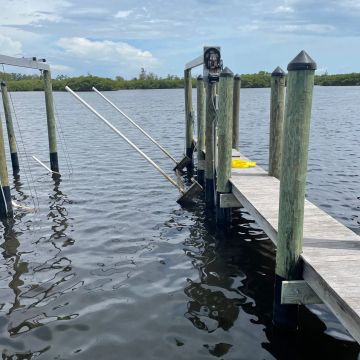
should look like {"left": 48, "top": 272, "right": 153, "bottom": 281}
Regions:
{"left": 0, "top": 54, "right": 50, "bottom": 71}
{"left": 281, "top": 280, "right": 323, "bottom": 305}
{"left": 219, "top": 193, "right": 242, "bottom": 208}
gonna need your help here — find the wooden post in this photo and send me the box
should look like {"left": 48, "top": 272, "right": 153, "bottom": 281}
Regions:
{"left": 184, "top": 69, "right": 194, "bottom": 173}
{"left": 216, "top": 68, "right": 234, "bottom": 225}
{"left": 0, "top": 113, "right": 13, "bottom": 218}
{"left": 269, "top": 67, "right": 286, "bottom": 179}
{"left": 232, "top": 74, "right": 241, "bottom": 150}
{"left": 273, "top": 50, "right": 316, "bottom": 330}
{"left": 1, "top": 81, "right": 19, "bottom": 176}
{"left": 205, "top": 82, "right": 216, "bottom": 207}
{"left": 197, "top": 75, "right": 206, "bottom": 186}
{"left": 43, "top": 69, "right": 59, "bottom": 173}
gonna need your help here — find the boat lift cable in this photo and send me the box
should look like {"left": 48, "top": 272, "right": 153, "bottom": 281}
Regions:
{"left": 54, "top": 98, "right": 73, "bottom": 175}
{"left": 2, "top": 64, "right": 40, "bottom": 213}
{"left": 32, "top": 156, "right": 61, "bottom": 175}
{"left": 0, "top": 179, "right": 8, "bottom": 215}
{"left": 92, "top": 87, "right": 178, "bottom": 164}
{"left": 66, "top": 86, "right": 184, "bottom": 193}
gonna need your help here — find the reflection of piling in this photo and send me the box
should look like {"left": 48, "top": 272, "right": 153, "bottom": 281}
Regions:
{"left": 184, "top": 69, "right": 194, "bottom": 172}
{"left": 216, "top": 68, "right": 234, "bottom": 226}
{"left": 273, "top": 50, "right": 316, "bottom": 330}
{"left": 205, "top": 82, "right": 216, "bottom": 208}
{"left": 269, "top": 67, "right": 286, "bottom": 179}
{"left": 43, "top": 69, "right": 59, "bottom": 173}
{"left": 1, "top": 82, "right": 19, "bottom": 177}
{"left": 197, "top": 75, "right": 206, "bottom": 186}
{"left": 232, "top": 74, "right": 241, "bottom": 151}
{"left": 0, "top": 112, "right": 13, "bottom": 218}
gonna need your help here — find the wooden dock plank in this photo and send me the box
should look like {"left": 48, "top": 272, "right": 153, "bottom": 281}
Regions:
{"left": 230, "top": 156, "right": 360, "bottom": 343}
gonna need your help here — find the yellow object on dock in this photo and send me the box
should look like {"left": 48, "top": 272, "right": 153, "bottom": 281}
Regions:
{"left": 231, "top": 159, "right": 256, "bottom": 168}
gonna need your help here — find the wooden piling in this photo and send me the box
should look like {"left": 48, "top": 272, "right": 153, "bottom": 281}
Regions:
{"left": 232, "top": 74, "right": 241, "bottom": 150}
{"left": 216, "top": 68, "right": 234, "bottom": 225}
{"left": 1, "top": 81, "right": 19, "bottom": 176}
{"left": 205, "top": 82, "right": 216, "bottom": 207}
{"left": 197, "top": 75, "right": 206, "bottom": 186}
{"left": 43, "top": 69, "right": 59, "bottom": 173}
{"left": 273, "top": 50, "right": 316, "bottom": 330}
{"left": 184, "top": 69, "right": 194, "bottom": 172}
{"left": 269, "top": 67, "right": 286, "bottom": 179}
{"left": 0, "top": 113, "right": 13, "bottom": 218}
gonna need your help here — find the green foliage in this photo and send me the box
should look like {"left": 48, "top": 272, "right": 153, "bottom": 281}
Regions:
{"left": 241, "top": 71, "right": 271, "bottom": 88}
{"left": 1, "top": 69, "right": 360, "bottom": 91}
{"left": 314, "top": 73, "right": 360, "bottom": 86}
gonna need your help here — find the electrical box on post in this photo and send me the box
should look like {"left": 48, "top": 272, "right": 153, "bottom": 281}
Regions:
{"left": 203, "top": 47, "right": 222, "bottom": 83}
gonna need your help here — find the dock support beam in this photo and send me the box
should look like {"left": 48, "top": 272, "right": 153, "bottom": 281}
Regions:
{"left": 197, "top": 75, "right": 206, "bottom": 186}
{"left": 232, "top": 74, "right": 241, "bottom": 151}
{"left": 269, "top": 67, "right": 286, "bottom": 179}
{"left": 205, "top": 82, "right": 217, "bottom": 208}
{"left": 1, "top": 81, "right": 19, "bottom": 176}
{"left": 216, "top": 68, "right": 234, "bottom": 226}
{"left": 273, "top": 50, "right": 316, "bottom": 330}
{"left": 0, "top": 113, "right": 13, "bottom": 219}
{"left": 184, "top": 69, "right": 194, "bottom": 173}
{"left": 43, "top": 69, "right": 59, "bottom": 173}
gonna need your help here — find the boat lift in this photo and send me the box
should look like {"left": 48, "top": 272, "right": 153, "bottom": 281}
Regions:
{"left": 91, "top": 87, "right": 190, "bottom": 171}
{"left": 65, "top": 86, "right": 202, "bottom": 205}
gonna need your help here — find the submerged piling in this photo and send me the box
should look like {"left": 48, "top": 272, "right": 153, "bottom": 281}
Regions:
{"left": 1, "top": 81, "right": 19, "bottom": 176}
{"left": 197, "top": 75, "right": 206, "bottom": 186}
{"left": 232, "top": 74, "right": 241, "bottom": 151}
{"left": 0, "top": 113, "right": 13, "bottom": 218}
{"left": 269, "top": 67, "right": 286, "bottom": 179}
{"left": 184, "top": 69, "right": 194, "bottom": 173}
{"left": 205, "top": 82, "right": 217, "bottom": 208}
{"left": 216, "top": 68, "right": 234, "bottom": 225}
{"left": 43, "top": 69, "right": 59, "bottom": 173}
{"left": 273, "top": 50, "right": 316, "bottom": 329}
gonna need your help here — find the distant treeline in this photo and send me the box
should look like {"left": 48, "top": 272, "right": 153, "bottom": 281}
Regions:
{"left": 1, "top": 69, "right": 360, "bottom": 91}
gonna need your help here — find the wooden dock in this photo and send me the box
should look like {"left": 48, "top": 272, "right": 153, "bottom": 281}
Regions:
{"left": 230, "top": 152, "right": 360, "bottom": 343}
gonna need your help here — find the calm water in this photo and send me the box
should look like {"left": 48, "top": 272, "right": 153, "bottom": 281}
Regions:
{"left": 0, "top": 87, "right": 359, "bottom": 359}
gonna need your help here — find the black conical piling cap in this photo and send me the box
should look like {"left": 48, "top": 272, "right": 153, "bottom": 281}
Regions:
{"left": 0, "top": 81, "right": 6, "bottom": 86}
{"left": 287, "top": 50, "right": 317, "bottom": 71}
{"left": 272, "top": 66, "right": 285, "bottom": 77}
{"left": 220, "top": 67, "right": 234, "bottom": 77}
{"left": 234, "top": 73, "right": 241, "bottom": 80}
{"left": 197, "top": 75, "right": 203, "bottom": 80}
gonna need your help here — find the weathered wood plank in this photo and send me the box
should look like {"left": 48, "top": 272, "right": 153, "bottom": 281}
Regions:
{"left": 281, "top": 280, "right": 323, "bottom": 305}
{"left": 230, "top": 151, "right": 360, "bottom": 343}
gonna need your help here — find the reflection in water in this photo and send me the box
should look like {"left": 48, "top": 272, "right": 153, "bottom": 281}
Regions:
{"left": 172, "top": 198, "right": 360, "bottom": 359}
{"left": 0, "top": 88, "right": 359, "bottom": 359}
{"left": 0, "top": 176, "right": 78, "bottom": 358}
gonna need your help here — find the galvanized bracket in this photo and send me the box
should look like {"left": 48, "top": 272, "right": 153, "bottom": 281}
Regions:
{"left": 219, "top": 193, "right": 242, "bottom": 208}
{"left": 281, "top": 280, "right": 323, "bottom": 305}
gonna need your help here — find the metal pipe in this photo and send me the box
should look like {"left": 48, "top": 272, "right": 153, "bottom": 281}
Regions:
{"left": 65, "top": 86, "right": 182, "bottom": 192}
{"left": 32, "top": 156, "right": 60, "bottom": 175}
{"left": 92, "top": 87, "right": 177, "bottom": 164}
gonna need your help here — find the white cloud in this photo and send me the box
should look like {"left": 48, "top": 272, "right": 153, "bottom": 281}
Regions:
{"left": 274, "top": 5, "right": 294, "bottom": 13}
{"left": 57, "top": 37, "right": 157, "bottom": 69}
{"left": 114, "top": 10, "right": 133, "bottom": 19}
{"left": 278, "top": 23, "right": 335, "bottom": 34}
{"left": 2, "top": 0, "right": 70, "bottom": 26}
{"left": 69, "top": 8, "right": 109, "bottom": 16}
{"left": 0, "top": 35, "right": 22, "bottom": 56}
{"left": 50, "top": 63, "right": 73, "bottom": 72}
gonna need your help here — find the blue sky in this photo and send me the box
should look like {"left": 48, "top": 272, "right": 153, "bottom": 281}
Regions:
{"left": 1, "top": 0, "right": 360, "bottom": 78}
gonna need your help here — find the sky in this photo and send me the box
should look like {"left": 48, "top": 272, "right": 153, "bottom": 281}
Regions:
{"left": 1, "top": 0, "right": 360, "bottom": 78}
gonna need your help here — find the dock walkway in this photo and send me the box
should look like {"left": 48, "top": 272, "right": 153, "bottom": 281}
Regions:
{"left": 230, "top": 152, "right": 360, "bottom": 343}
